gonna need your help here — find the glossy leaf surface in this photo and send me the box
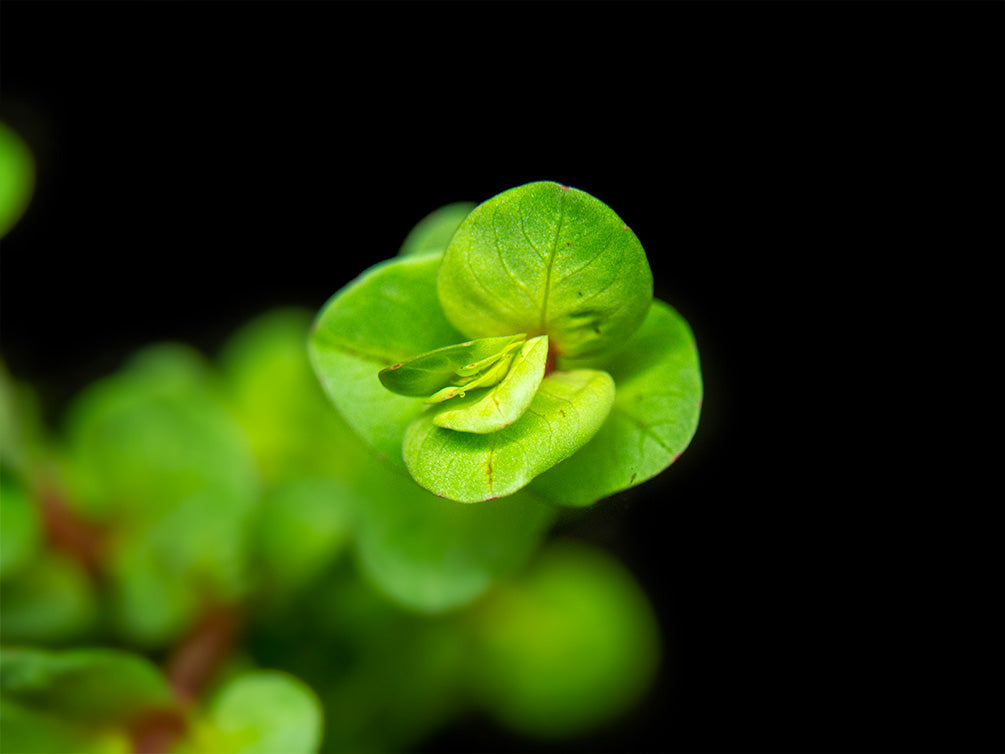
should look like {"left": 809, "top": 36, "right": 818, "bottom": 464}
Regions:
{"left": 531, "top": 299, "right": 702, "bottom": 505}
{"left": 404, "top": 369, "right": 615, "bottom": 502}
{"left": 309, "top": 254, "right": 464, "bottom": 466}
{"left": 437, "top": 181, "right": 652, "bottom": 358}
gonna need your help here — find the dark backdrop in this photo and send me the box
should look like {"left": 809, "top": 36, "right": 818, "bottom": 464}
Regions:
{"left": 2, "top": 2, "right": 1002, "bottom": 752}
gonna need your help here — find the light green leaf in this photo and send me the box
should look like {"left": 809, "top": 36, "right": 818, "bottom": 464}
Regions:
{"left": 0, "top": 121, "right": 35, "bottom": 239}
{"left": 0, "top": 647, "right": 175, "bottom": 725}
{"left": 397, "top": 201, "right": 476, "bottom": 257}
{"left": 469, "top": 540, "right": 660, "bottom": 738}
{"left": 432, "top": 335, "right": 548, "bottom": 433}
{"left": 353, "top": 461, "right": 555, "bottom": 612}
{"left": 437, "top": 181, "right": 652, "bottom": 358}
{"left": 378, "top": 334, "right": 525, "bottom": 398}
{"left": 530, "top": 299, "right": 702, "bottom": 505}
{"left": 404, "top": 369, "right": 615, "bottom": 502}
{"left": 204, "top": 671, "right": 322, "bottom": 754}
{"left": 309, "top": 254, "right": 464, "bottom": 467}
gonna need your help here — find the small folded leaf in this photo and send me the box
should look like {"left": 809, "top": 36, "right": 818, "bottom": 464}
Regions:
{"left": 530, "top": 299, "right": 702, "bottom": 505}
{"left": 433, "top": 335, "right": 548, "bottom": 433}
{"left": 437, "top": 181, "right": 653, "bottom": 358}
{"left": 0, "top": 551, "right": 98, "bottom": 644}
{"left": 379, "top": 334, "right": 525, "bottom": 398}
{"left": 204, "top": 671, "right": 322, "bottom": 754}
{"left": 404, "top": 369, "right": 615, "bottom": 502}
{"left": 309, "top": 254, "right": 465, "bottom": 466}
{"left": 397, "top": 201, "right": 476, "bottom": 257}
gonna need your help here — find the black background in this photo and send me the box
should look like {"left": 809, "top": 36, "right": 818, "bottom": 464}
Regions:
{"left": 2, "top": 2, "right": 1002, "bottom": 753}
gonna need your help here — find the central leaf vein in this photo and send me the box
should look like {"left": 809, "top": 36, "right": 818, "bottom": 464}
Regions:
{"left": 538, "top": 189, "right": 568, "bottom": 332}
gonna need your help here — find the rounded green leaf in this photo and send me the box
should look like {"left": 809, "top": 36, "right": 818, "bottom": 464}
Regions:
{"left": 0, "top": 121, "right": 35, "bottom": 239}
{"left": 530, "top": 299, "right": 702, "bottom": 505}
{"left": 397, "top": 201, "right": 476, "bottom": 257}
{"left": 353, "top": 461, "right": 554, "bottom": 612}
{"left": 437, "top": 181, "right": 652, "bottom": 358}
{"left": 432, "top": 335, "right": 548, "bottom": 434}
{"left": 309, "top": 254, "right": 464, "bottom": 466}
{"left": 470, "top": 540, "right": 659, "bottom": 739}
{"left": 205, "top": 671, "right": 322, "bottom": 754}
{"left": 404, "top": 369, "right": 615, "bottom": 502}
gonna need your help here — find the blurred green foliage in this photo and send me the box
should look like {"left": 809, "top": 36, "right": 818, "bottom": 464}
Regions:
{"left": 0, "top": 203, "right": 664, "bottom": 753}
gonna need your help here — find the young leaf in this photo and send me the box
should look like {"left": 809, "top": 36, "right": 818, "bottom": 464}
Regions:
{"left": 432, "top": 335, "right": 548, "bottom": 433}
{"left": 437, "top": 181, "right": 653, "bottom": 358}
{"left": 397, "top": 201, "right": 476, "bottom": 257}
{"left": 309, "top": 254, "right": 464, "bottom": 466}
{"left": 530, "top": 299, "right": 702, "bottom": 505}
{"left": 352, "top": 460, "right": 555, "bottom": 612}
{"left": 403, "top": 369, "right": 615, "bottom": 502}
{"left": 378, "top": 334, "right": 525, "bottom": 398}
{"left": 203, "top": 671, "right": 322, "bottom": 754}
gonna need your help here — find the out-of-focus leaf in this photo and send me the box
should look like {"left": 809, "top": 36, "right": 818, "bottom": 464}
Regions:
{"left": 353, "top": 462, "right": 554, "bottom": 612}
{"left": 61, "top": 344, "right": 259, "bottom": 524}
{"left": 0, "top": 698, "right": 129, "bottom": 754}
{"left": 253, "top": 477, "right": 360, "bottom": 597}
{"left": 218, "top": 308, "right": 368, "bottom": 483}
{"left": 469, "top": 540, "right": 661, "bottom": 738}
{"left": 0, "top": 551, "right": 97, "bottom": 644}
{"left": 0, "top": 647, "right": 175, "bottom": 725}
{"left": 0, "top": 121, "right": 35, "bottom": 239}
{"left": 309, "top": 254, "right": 464, "bottom": 466}
{"left": 403, "top": 369, "right": 614, "bottom": 502}
{"left": 437, "top": 181, "right": 653, "bottom": 358}
{"left": 397, "top": 201, "right": 476, "bottom": 257}
{"left": 531, "top": 299, "right": 702, "bottom": 505}
{"left": 202, "top": 671, "right": 322, "bottom": 754}
{"left": 0, "top": 474, "right": 40, "bottom": 580}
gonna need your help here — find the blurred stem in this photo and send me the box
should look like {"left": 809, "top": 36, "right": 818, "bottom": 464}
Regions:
{"left": 35, "top": 476, "right": 106, "bottom": 580}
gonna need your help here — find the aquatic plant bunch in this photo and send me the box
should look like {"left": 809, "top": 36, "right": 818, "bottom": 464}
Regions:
{"left": 310, "top": 181, "right": 702, "bottom": 504}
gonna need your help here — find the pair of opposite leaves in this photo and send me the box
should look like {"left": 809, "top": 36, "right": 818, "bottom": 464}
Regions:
{"left": 311, "top": 181, "right": 702, "bottom": 504}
